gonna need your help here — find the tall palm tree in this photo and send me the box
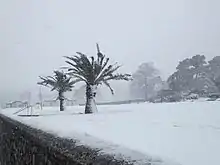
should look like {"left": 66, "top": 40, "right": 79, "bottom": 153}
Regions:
{"left": 38, "top": 71, "right": 75, "bottom": 111}
{"left": 64, "top": 44, "right": 132, "bottom": 114}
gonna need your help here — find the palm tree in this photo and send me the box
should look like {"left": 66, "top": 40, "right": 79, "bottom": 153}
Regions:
{"left": 38, "top": 71, "right": 75, "bottom": 111}
{"left": 64, "top": 44, "right": 132, "bottom": 114}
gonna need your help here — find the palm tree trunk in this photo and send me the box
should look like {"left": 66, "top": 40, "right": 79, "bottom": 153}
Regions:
{"left": 59, "top": 91, "right": 65, "bottom": 111}
{"left": 85, "top": 84, "right": 97, "bottom": 114}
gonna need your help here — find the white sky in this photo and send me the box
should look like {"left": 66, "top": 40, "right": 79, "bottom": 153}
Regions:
{"left": 1, "top": 0, "right": 220, "bottom": 102}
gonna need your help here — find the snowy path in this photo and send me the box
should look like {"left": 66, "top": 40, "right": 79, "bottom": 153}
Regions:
{"left": 1, "top": 101, "right": 220, "bottom": 165}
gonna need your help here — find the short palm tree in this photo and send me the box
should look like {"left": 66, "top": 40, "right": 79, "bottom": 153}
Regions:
{"left": 38, "top": 71, "right": 75, "bottom": 111}
{"left": 64, "top": 44, "right": 132, "bottom": 114}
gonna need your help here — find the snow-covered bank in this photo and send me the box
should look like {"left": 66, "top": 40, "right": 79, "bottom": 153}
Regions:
{"left": 1, "top": 101, "right": 220, "bottom": 165}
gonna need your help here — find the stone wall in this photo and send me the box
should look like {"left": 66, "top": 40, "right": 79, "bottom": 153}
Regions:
{"left": 0, "top": 114, "right": 132, "bottom": 165}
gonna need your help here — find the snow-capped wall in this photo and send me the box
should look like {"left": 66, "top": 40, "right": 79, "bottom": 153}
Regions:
{"left": 0, "top": 114, "right": 173, "bottom": 165}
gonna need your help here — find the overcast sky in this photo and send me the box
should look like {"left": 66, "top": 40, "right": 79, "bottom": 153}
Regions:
{"left": 1, "top": 0, "right": 220, "bottom": 102}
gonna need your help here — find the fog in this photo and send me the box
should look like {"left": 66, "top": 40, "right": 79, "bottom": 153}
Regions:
{"left": 1, "top": 0, "right": 220, "bottom": 103}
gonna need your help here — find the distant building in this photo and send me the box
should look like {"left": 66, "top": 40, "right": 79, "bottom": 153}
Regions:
{"left": 43, "top": 100, "right": 59, "bottom": 107}
{"left": 42, "top": 99, "right": 76, "bottom": 107}
{"left": 65, "top": 98, "right": 76, "bottom": 106}
{"left": 5, "top": 101, "right": 27, "bottom": 108}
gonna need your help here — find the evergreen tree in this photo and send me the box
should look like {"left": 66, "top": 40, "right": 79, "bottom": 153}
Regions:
{"left": 168, "top": 55, "right": 215, "bottom": 96}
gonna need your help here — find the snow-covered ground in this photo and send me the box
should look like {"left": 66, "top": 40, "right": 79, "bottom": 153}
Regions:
{"left": 1, "top": 101, "right": 220, "bottom": 165}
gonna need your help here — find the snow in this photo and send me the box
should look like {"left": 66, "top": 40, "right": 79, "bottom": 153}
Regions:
{"left": 1, "top": 101, "right": 220, "bottom": 165}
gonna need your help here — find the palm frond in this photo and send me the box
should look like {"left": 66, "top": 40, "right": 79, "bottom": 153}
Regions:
{"left": 96, "top": 43, "right": 100, "bottom": 54}
{"left": 64, "top": 54, "right": 95, "bottom": 82}
{"left": 64, "top": 44, "right": 132, "bottom": 91}
{"left": 101, "top": 57, "right": 110, "bottom": 70}
{"left": 47, "top": 76, "right": 56, "bottom": 81}
{"left": 38, "top": 76, "right": 56, "bottom": 87}
{"left": 95, "top": 64, "right": 121, "bottom": 83}
{"left": 96, "top": 43, "right": 103, "bottom": 63}
{"left": 103, "top": 81, "right": 114, "bottom": 95}
{"left": 90, "top": 56, "right": 95, "bottom": 68}
{"left": 67, "top": 72, "right": 87, "bottom": 82}
{"left": 103, "top": 73, "right": 132, "bottom": 82}
{"left": 38, "top": 71, "right": 76, "bottom": 92}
